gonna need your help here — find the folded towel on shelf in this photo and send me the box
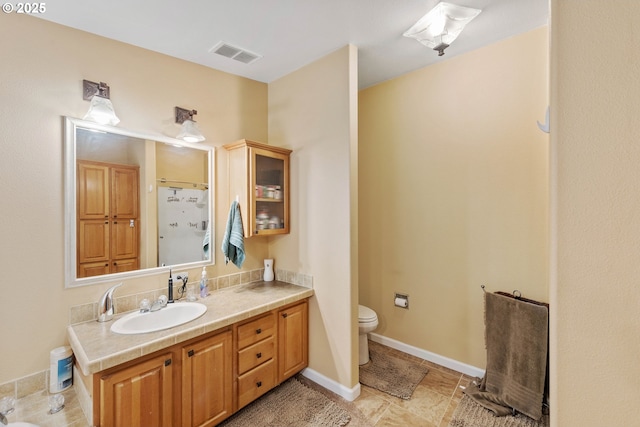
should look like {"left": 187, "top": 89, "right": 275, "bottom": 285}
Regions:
{"left": 465, "top": 291, "right": 549, "bottom": 420}
{"left": 221, "top": 201, "right": 245, "bottom": 268}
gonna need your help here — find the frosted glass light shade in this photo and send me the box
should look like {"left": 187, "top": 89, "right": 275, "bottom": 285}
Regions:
{"left": 83, "top": 95, "right": 120, "bottom": 126}
{"left": 403, "top": 2, "right": 481, "bottom": 52}
{"left": 176, "top": 119, "right": 206, "bottom": 143}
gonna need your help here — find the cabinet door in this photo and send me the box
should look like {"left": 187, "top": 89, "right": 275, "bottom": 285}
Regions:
{"left": 111, "top": 218, "right": 138, "bottom": 260}
{"left": 99, "top": 353, "right": 173, "bottom": 427}
{"left": 78, "top": 162, "right": 109, "bottom": 219}
{"left": 250, "top": 147, "right": 290, "bottom": 236}
{"left": 111, "top": 257, "right": 139, "bottom": 274}
{"left": 78, "top": 260, "right": 111, "bottom": 278}
{"left": 182, "top": 330, "right": 233, "bottom": 427}
{"left": 111, "top": 166, "right": 139, "bottom": 219}
{"left": 78, "top": 219, "right": 110, "bottom": 263}
{"left": 278, "top": 301, "right": 309, "bottom": 382}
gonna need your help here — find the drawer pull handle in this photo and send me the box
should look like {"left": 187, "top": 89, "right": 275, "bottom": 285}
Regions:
{"left": 256, "top": 352, "right": 262, "bottom": 359}
{"left": 256, "top": 328, "right": 262, "bottom": 334}
{"left": 256, "top": 381, "right": 262, "bottom": 388}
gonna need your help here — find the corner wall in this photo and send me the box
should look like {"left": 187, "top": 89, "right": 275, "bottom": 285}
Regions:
{"left": 268, "top": 45, "right": 359, "bottom": 388}
{"left": 550, "top": 1, "right": 640, "bottom": 425}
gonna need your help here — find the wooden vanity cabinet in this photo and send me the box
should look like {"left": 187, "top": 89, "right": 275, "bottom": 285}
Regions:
{"left": 236, "top": 312, "right": 277, "bottom": 409}
{"left": 98, "top": 351, "right": 175, "bottom": 427}
{"left": 77, "top": 160, "right": 140, "bottom": 278}
{"left": 93, "top": 299, "right": 308, "bottom": 427}
{"left": 181, "top": 330, "right": 233, "bottom": 427}
{"left": 223, "top": 139, "right": 292, "bottom": 237}
{"left": 278, "top": 300, "right": 309, "bottom": 382}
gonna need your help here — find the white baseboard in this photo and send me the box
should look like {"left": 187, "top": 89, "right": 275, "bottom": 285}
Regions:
{"left": 369, "top": 333, "right": 485, "bottom": 379}
{"left": 301, "top": 367, "right": 361, "bottom": 402}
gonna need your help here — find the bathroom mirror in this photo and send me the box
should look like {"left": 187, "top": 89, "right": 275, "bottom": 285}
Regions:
{"left": 64, "top": 117, "right": 215, "bottom": 288}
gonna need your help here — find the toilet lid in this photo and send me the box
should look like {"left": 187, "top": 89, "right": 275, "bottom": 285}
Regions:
{"left": 358, "top": 305, "right": 377, "bottom": 322}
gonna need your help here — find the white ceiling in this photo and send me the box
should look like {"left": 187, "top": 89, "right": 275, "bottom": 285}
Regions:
{"left": 35, "top": 0, "right": 548, "bottom": 89}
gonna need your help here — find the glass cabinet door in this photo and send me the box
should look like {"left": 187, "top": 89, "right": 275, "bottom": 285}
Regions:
{"left": 250, "top": 147, "right": 290, "bottom": 235}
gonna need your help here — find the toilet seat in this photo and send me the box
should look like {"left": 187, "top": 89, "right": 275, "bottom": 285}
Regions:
{"left": 358, "top": 305, "right": 377, "bottom": 323}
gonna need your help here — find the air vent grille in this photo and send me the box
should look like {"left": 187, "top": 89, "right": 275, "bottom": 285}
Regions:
{"left": 209, "top": 42, "right": 262, "bottom": 64}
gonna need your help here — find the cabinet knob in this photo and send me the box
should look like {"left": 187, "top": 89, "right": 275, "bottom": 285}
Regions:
{"left": 282, "top": 313, "right": 288, "bottom": 318}
{"left": 188, "top": 349, "right": 195, "bottom": 357}
{"left": 164, "top": 359, "right": 172, "bottom": 366}
{"left": 256, "top": 328, "right": 262, "bottom": 334}
{"left": 256, "top": 381, "right": 262, "bottom": 388}
{"left": 256, "top": 352, "right": 262, "bottom": 359}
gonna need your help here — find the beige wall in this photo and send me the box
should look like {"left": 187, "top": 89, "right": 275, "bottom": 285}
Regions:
{"left": 359, "top": 27, "right": 549, "bottom": 368}
{"left": 0, "top": 15, "right": 270, "bottom": 384}
{"left": 550, "top": 1, "right": 640, "bottom": 425}
{"left": 268, "top": 45, "right": 360, "bottom": 387}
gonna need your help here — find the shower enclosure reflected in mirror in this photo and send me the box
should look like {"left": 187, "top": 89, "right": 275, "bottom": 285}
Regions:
{"left": 64, "top": 117, "right": 215, "bottom": 288}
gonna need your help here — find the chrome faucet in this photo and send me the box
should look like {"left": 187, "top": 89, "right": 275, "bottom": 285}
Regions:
{"left": 97, "top": 283, "right": 123, "bottom": 322}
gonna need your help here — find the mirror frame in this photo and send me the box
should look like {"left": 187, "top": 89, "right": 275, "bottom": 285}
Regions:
{"left": 64, "top": 116, "right": 215, "bottom": 288}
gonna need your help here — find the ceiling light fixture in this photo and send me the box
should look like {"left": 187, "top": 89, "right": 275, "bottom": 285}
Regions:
{"left": 403, "top": 2, "right": 481, "bottom": 57}
{"left": 82, "top": 80, "right": 120, "bottom": 126}
{"left": 175, "top": 107, "right": 206, "bottom": 143}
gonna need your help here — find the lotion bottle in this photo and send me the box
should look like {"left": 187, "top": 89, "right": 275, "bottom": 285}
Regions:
{"left": 200, "top": 267, "right": 208, "bottom": 298}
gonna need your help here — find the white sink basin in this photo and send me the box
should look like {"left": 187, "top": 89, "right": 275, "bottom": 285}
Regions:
{"left": 111, "top": 302, "right": 207, "bottom": 334}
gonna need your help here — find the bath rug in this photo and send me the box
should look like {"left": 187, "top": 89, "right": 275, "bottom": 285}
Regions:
{"left": 449, "top": 394, "right": 549, "bottom": 427}
{"left": 359, "top": 340, "right": 429, "bottom": 399}
{"left": 219, "top": 377, "right": 351, "bottom": 427}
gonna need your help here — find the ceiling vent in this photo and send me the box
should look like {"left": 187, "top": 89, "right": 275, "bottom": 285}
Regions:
{"left": 209, "top": 42, "right": 262, "bottom": 64}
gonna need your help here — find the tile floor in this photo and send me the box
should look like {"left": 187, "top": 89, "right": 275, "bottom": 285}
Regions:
{"left": 351, "top": 342, "right": 473, "bottom": 427}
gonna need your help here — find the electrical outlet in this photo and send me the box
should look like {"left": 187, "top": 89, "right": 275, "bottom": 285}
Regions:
{"left": 175, "top": 273, "right": 189, "bottom": 285}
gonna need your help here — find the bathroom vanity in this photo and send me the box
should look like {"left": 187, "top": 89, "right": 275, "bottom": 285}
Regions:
{"left": 67, "top": 281, "right": 312, "bottom": 427}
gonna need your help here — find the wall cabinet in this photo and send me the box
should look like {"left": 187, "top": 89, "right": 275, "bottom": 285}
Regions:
{"left": 93, "top": 299, "right": 308, "bottom": 427}
{"left": 77, "top": 160, "right": 139, "bottom": 277}
{"left": 223, "top": 139, "right": 292, "bottom": 237}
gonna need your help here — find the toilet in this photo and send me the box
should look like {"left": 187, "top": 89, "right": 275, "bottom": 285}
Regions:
{"left": 358, "top": 305, "right": 379, "bottom": 365}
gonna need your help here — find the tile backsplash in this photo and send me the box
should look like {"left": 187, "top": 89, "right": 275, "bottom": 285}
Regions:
{"left": 69, "top": 267, "right": 313, "bottom": 325}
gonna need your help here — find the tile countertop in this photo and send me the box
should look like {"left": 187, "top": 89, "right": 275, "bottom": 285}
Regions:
{"left": 67, "top": 280, "right": 313, "bottom": 376}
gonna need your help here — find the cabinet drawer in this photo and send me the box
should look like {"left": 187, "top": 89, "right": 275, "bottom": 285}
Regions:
{"left": 238, "top": 337, "right": 275, "bottom": 375}
{"left": 237, "top": 359, "right": 276, "bottom": 409}
{"left": 237, "top": 313, "right": 275, "bottom": 349}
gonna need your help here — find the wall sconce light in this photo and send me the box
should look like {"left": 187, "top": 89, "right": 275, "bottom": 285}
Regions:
{"left": 82, "top": 80, "right": 120, "bottom": 125}
{"left": 403, "top": 2, "right": 481, "bottom": 56}
{"left": 175, "top": 107, "right": 206, "bottom": 143}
